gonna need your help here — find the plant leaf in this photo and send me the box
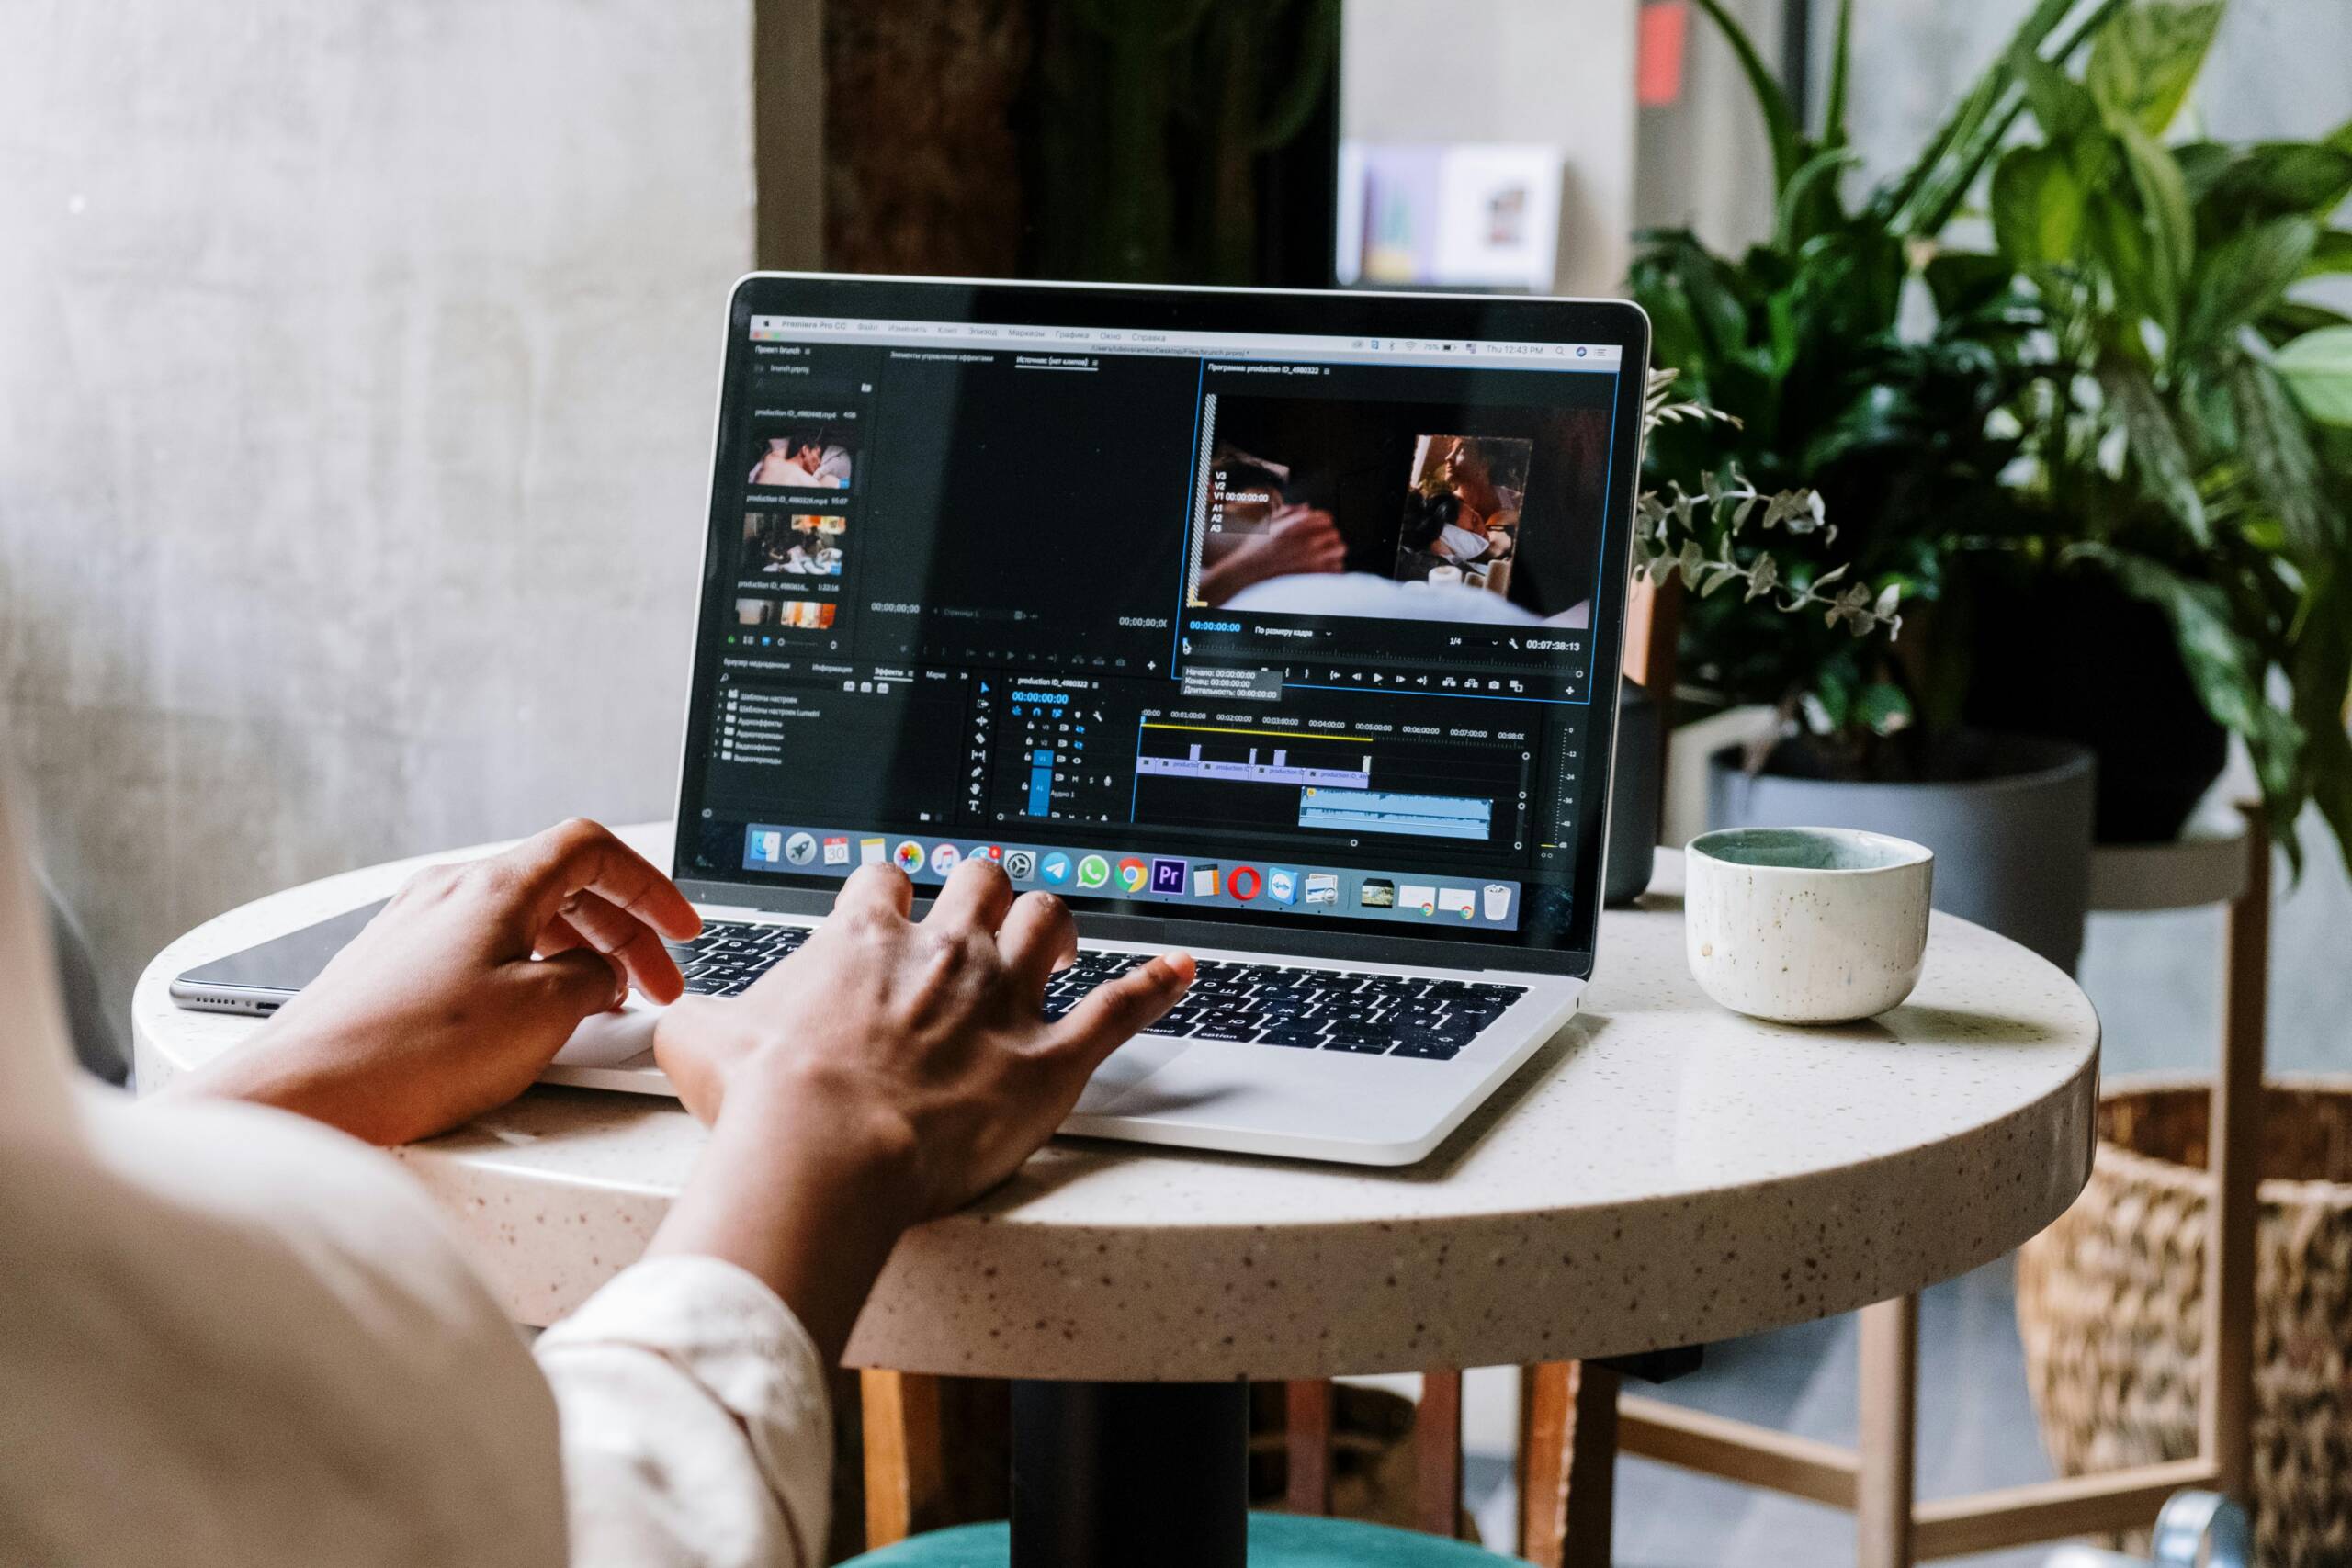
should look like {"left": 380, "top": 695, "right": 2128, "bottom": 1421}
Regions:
{"left": 2085, "top": 0, "right": 2223, "bottom": 134}
{"left": 2015, "top": 43, "right": 2101, "bottom": 146}
{"left": 1776, "top": 147, "right": 1859, "bottom": 251}
{"left": 1855, "top": 682, "right": 1912, "bottom": 736}
{"left": 1883, "top": 0, "right": 2121, "bottom": 236}
{"left": 2183, "top": 215, "right": 2321, "bottom": 354}
{"left": 2113, "top": 116, "right": 2194, "bottom": 322}
{"left": 2273, "top": 326, "right": 2352, "bottom": 427}
{"left": 2229, "top": 353, "right": 2346, "bottom": 561}
{"left": 1924, "top": 250, "right": 2019, "bottom": 317}
{"left": 1685, "top": 0, "right": 1803, "bottom": 197}
{"left": 2287, "top": 561, "right": 2352, "bottom": 881}
{"left": 1822, "top": 0, "right": 1855, "bottom": 151}
{"left": 2303, "top": 230, "right": 2352, "bottom": 282}
{"left": 2098, "top": 355, "right": 2209, "bottom": 543}
{"left": 1992, "top": 145, "right": 2086, "bottom": 269}
{"left": 2197, "top": 143, "right": 2352, "bottom": 236}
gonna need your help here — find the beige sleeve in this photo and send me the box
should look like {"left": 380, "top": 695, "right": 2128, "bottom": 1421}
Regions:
{"left": 535, "top": 1256, "right": 833, "bottom": 1568}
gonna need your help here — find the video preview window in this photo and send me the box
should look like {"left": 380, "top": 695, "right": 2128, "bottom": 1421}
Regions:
{"left": 735, "top": 596, "right": 839, "bottom": 630}
{"left": 742, "top": 511, "right": 845, "bottom": 578}
{"left": 1185, "top": 393, "right": 1610, "bottom": 628}
{"left": 748, "top": 423, "right": 855, "bottom": 491}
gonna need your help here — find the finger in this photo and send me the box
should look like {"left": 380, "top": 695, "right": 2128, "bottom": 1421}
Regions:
{"left": 526, "top": 944, "right": 629, "bottom": 1020}
{"left": 548, "top": 886, "right": 687, "bottom": 1005}
{"left": 835, "top": 863, "right": 914, "bottom": 922}
{"left": 499, "top": 818, "right": 702, "bottom": 945}
{"left": 533, "top": 912, "right": 591, "bottom": 959}
{"left": 1046, "top": 952, "right": 1195, "bottom": 1074}
{"left": 928, "top": 855, "right": 1014, "bottom": 933}
{"left": 998, "top": 891, "right": 1077, "bottom": 994}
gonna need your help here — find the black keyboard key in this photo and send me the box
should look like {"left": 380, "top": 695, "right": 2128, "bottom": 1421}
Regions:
{"left": 1322, "top": 1036, "right": 1393, "bottom": 1055}
{"left": 1391, "top": 1040, "right": 1464, "bottom": 1061}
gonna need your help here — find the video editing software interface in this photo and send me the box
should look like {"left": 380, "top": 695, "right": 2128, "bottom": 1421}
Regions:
{"left": 677, "top": 296, "right": 1634, "bottom": 956}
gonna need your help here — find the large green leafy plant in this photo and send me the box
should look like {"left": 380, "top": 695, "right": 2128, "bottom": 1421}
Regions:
{"left": 1984, "top": 0, "right": 2352, "bottom": 871}
{"left": 1635, "top": 0, "right": 2352, "bottom": 874}
{"left": 1631, "top": 0, "right": 2118, "bottom": 767}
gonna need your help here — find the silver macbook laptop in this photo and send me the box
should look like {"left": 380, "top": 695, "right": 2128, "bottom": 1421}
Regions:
{"left": 540, "top": 273, "right": 1652, "bottom": 1165}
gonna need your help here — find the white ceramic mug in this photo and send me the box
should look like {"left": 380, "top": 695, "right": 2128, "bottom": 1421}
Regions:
{"left": 1684, "top": 827, "right": 1934, "bottom": 1024}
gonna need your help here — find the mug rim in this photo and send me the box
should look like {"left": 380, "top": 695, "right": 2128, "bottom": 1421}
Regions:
{"left": 1687, "top": 825, "right": 1933, "bottom": 874}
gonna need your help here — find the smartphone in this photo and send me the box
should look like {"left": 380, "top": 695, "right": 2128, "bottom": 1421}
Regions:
{"left": 168, "top": 900, "right": 389, "bottom": 1015}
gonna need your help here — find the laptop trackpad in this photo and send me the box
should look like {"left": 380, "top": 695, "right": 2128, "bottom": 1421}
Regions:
{"left": 1074, "top": 1033, "right": 1191, "bottom": 1114}
{"left": 554, "top": 1001, "right": 662, "bottom": 1068}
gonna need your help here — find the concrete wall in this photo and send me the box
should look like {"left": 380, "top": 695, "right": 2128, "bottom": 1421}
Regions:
{"left": 0, "top": 1, "right": 763, "bottom": 1039}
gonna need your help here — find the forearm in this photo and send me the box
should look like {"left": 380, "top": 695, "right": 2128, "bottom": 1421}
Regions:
{"left": 153, "top": 1015, "right": 448, "bottom": 1145}
{"left": 645, "top": 1066, "right": 922, "bottom": 1365}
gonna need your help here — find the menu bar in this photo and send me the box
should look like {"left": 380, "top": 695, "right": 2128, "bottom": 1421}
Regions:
{"left": 747, "top": 314, "right": 1621, "bottom": 370}
{"left": 739, "top": 825, "right": 1522, "bottom": 931}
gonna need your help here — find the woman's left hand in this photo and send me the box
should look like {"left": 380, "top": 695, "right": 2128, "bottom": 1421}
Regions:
{"left": 170, "top": 818, "right": 700, "bottom": 1145}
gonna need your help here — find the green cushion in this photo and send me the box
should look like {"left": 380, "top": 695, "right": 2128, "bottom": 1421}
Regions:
{"left": 842, "top": 1513, "right": 1523, "bottom": 1566}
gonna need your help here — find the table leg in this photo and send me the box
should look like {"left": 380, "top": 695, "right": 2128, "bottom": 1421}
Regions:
{"left": 1010, "top": 1379, "right": 1248, "bottom": 1568}
{"left": 1857, "top": 1295, "right": 1919, "bottom": 1568}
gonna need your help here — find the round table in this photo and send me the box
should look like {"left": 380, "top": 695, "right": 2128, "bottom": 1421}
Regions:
{"left": 136, "top": 824, "right": 2100, "bottom": 1566}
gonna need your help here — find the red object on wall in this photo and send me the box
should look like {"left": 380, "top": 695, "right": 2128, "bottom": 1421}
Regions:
{"left": 1637, "top": 1, "right": 1691, "bottom": 108}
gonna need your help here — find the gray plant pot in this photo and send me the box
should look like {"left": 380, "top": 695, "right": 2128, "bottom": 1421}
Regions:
{"left": 1705, "top": 735, "right": 2097, "bottom": 973}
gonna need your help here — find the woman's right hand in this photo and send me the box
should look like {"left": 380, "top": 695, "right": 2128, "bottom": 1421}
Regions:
{"left": 645, "top": 859, "right": 1192, "bottom": 1358}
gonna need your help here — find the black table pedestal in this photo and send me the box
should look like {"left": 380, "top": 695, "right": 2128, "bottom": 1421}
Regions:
{"left": 1010, "top": 1379, "right": 1249, "bottom": 1568}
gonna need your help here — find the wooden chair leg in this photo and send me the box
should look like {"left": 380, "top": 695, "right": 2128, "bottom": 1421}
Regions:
{"left": 861, "top": 1369, "right": 944, "bottom": 1550}
{"left": 1284, "top": 1379, "right": 1334, "bottom": 1515}
{"left": 1517, "top": 1361, "right": 1620, "bottom": 1568}
{"left": 2205, "top": 804, "right": 2269, "bottom": 1501}
{"left": 1414, "top": 1369, "right": 1464, "bottom": 1538}
{"left": 1857, "top": 1296, "right": 1918, "bottom": 1568}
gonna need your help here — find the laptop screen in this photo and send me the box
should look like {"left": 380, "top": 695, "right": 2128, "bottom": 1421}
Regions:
{"left": 673, "top": 277, "right": 1647, "bottom": 972}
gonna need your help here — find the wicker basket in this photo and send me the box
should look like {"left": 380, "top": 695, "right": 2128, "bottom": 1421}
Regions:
{"left": 2016, "top": 1076, "right": 2352, "bottom": 1568}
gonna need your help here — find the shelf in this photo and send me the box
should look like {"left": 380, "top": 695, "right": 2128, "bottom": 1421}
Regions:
{"left": 2088, "top": 808, "right": 2251, "bottom": 913}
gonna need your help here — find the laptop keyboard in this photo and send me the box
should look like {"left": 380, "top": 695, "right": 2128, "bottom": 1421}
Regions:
{"left": 667, "top": 920, "right": 813, "bottom": 996}
{"left": 668, "top": 921, "right": 1525, "bottom": 1062}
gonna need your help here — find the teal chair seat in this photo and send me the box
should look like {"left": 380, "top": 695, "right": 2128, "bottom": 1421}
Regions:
{"left": 843, "top": 1513, "right": 1523, "bottom": 1567}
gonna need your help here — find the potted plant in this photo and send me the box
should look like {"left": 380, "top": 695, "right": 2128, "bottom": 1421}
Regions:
{"left": 1631, "top": 0, "right": 2114, "bottom": 968}
{"left": 1967, "top": 0, "right": 2352, "bottom": 875}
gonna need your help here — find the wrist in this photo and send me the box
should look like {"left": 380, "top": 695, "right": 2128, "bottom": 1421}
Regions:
{"left": 649, "top": 1052, "right": 927, "bottom": 1361}
{"left": 725, "top": 1055, "right": 928, "bottom": 1225}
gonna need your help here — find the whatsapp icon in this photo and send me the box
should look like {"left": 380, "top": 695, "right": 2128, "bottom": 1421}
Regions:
{"left": 1076, "top": 854, "right": 1111, "bottom": 888}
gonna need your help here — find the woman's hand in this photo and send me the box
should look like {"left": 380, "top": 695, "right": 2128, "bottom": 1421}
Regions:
{"left": 173, "top": 819, "right": 700, "bottom": 1145}
{"left": 646, "top": 857, "right": 1193, "bottom": 1359}
{"left": 1195, "top": 505, "right": 1345, "bottom": 604}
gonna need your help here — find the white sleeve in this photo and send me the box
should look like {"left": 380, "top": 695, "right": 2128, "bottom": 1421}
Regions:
{"left": 535, "top": 1256, "right": 833, "bottom": 1568}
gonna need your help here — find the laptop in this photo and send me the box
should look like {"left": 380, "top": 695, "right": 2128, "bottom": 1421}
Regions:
{"left": 187, "top": 274, "right": 1650, "bottom": 1166}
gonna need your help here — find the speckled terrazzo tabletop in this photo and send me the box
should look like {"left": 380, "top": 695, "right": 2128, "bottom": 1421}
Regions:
{"left": 135, "top": 824, "right": 2098, "bottom": 1379}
